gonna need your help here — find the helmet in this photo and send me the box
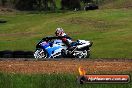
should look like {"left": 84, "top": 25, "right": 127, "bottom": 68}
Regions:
{"left": 55, "top": 28, "right": 64, "bottom": 36}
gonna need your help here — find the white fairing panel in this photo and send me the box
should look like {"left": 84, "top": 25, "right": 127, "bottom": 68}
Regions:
{"left": 77, "top": 40, "right": 91, "bottom": 49}
{"left": 53, "top": 39, "right": 67, "bottom": 48}
{"left": 53, "top": 39, "right": 62, "bottom": 44}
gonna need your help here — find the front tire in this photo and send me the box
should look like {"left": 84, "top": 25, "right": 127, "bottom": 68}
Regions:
{"left": 34, "top": 49, "right": 48, "bottom": 60}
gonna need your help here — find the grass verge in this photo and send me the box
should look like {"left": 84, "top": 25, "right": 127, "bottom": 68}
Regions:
{"left": 0, "top": 72, "right": 132, "bottom": 88}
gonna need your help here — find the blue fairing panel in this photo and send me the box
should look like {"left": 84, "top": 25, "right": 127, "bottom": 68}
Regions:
{"left": 46, "top": 46, "right": 61, "bottom": 57}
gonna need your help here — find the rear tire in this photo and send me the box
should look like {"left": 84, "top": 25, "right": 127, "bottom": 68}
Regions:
{"left": 87, "top": 51, "right": 90, "bottom": 58}
{"left": 74, "top": 50, "right": 88, "bottom": 58}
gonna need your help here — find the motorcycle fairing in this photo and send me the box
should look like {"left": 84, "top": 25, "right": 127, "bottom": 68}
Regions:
{"left": 41, "top": 42, "right": 62, "bottom": 58}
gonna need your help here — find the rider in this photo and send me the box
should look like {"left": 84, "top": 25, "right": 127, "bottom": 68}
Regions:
{"left": 55, "top": 28, "right": 74, "bottom": 50}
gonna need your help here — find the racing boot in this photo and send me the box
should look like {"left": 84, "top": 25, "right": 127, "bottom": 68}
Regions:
{"left": 67, "top": 46, "right": 77, "bottom": 55}
{"left": 63, "top": 40, "right": 77, "bottom": 54}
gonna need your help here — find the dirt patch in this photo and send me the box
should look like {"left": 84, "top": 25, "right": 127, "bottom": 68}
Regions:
{"left": 0, "top": 59, "right": 132, "bottom": 74}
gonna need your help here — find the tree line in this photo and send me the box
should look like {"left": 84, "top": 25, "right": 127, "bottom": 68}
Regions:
{"left": 0, "top": 0, "right": 104, "bottom": 11}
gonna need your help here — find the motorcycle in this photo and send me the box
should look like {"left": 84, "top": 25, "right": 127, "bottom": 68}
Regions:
{"left": 34, "top": 36, "right": 93, "bottom": 59}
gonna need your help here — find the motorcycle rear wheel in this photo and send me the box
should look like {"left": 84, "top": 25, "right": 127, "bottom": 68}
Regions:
{"left": 74, "top": 50, "right": 89, "bottom": 58}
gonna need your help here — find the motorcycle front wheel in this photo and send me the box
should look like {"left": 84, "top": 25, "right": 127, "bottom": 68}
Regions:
{"left": 34, "top": 49, "right": 48, "bottom": 60}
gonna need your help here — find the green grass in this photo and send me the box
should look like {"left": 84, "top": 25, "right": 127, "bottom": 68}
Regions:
{"left": 0, "top": 9, "right": 132, "bottom": 58}
{"left": 0, "top": 73, "right": 132, "bottom": 88}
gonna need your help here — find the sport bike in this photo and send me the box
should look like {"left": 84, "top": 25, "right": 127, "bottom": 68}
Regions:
{"left": 34, "top": 36, "right": 92, "bottom": 59}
